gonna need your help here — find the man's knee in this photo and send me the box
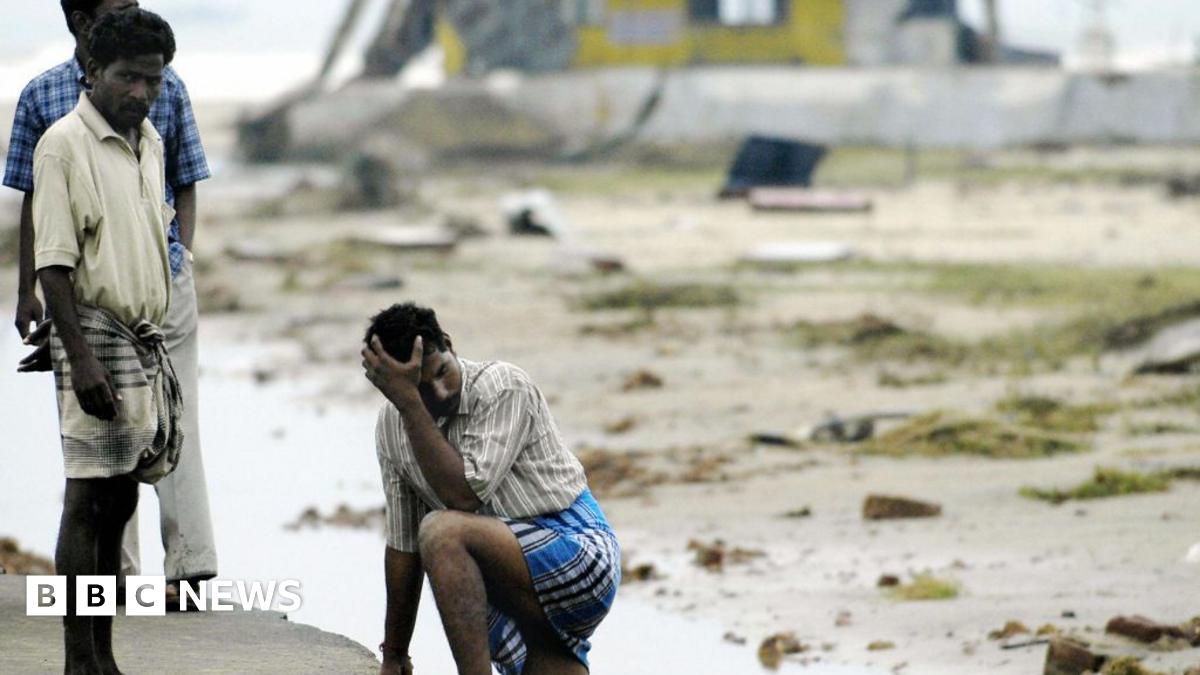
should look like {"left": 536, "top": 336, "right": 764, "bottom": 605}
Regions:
{"left": 417, "top": 510, "right": 472, "bottom": 566}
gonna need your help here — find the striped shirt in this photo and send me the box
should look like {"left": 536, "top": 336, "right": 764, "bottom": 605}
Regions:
{"left": 375, "top": 358, "right": 588, "bottom": 552}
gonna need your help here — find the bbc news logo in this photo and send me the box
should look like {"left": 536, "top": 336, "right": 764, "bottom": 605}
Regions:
{"left": 26, "top": 576, "right": 302, "bottom": 616}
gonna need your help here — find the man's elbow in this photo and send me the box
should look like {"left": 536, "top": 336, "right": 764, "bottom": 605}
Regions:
{"left": 443, "top": 492, "right": 482, "bottom": 513}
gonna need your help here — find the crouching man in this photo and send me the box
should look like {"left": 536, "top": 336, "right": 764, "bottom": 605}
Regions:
{"left": 31, "top": 9, "right": 183, "bottom": 674}
{"left": 362, "top": 303, "right": 620, "bottom": 675}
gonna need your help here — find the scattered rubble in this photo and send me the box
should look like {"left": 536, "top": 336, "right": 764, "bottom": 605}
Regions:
{"left": 346, "top": 225, "right": 459, "bottom": 253}
{"left": 0, "top": 537, "right": 54, "bottom": 575}
{"left": 1105, "top": 615, "right": 1200, "bottom": 647}
{"left": 285, "top": 503, "right": 385, "bottom": 531}
{"left": 989, "top": 621, "right": 1032, "bottom": 640}
{"left": 863, "top": 412, "right": 1085, "bottom": 459}
{"left": 619, "top": 560, "right": 661, "bottom": 583}
{"left": 687, "top": 539, "right": 766, "bottom": 573}
{"left": 603, "top": 416, "right": 638, "bottom": 435}
{"left": 621, "top": 369, "right": 664, "bottom": 392}
{"left": 886, "top": 574, "right": 960, "bottom": 601}
{"left": 862, "top": 495, "right": 942, "bottom": 520}
{"left": 574, "top": 447, "right": 666, "bottom": 498}
{"left": 876, "top": 574, "right": 901, "bottom": 588}
{"left": 740, "top": 241, "right": 859, "bottom": 267}
{"left": 1020, "top": 467, "right": 1171, "bottom": 504}
{"left": 1043, "top": 636, "right": 1106, "bottom": 675}
{"left": 749, "top": 188, "right": 873, "bottom": 213}
{"left": 757, "top": 632, "right": 808, "bottom": 670}
{"left": 866, "top": 640, "right": 896, "bottom": 651}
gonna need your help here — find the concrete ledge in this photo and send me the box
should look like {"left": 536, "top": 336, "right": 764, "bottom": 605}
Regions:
{"left": 0, "top": 576, "right": 379, "bottom": 674}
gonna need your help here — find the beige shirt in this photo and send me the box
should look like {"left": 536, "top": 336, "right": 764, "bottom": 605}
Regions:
{"left": 376, "top": 358, "right": 589, "bottom": 552}
{"left": 33, "top": 92, "right": 173, "bottom": 327}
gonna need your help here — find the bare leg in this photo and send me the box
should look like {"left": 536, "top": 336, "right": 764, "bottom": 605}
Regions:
{"left": 95, "top": 478, "right": 137, "bottom": 675}
{"left": 56, "top": 479, "right": 104, "bottom": 675}
{"left": 418, "top": 511, "right": 587, "bottom": 675}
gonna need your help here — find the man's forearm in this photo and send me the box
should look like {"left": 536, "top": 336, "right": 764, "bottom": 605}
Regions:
{"left": 396, "top": 402, "right": 482, "bottom": 512}
{"left": 383, "top": 547, "right": 424, "bottom": 663}
{"left": 18, "top": 193, "right": 36, "bottom": 295}
{"left": 38, "top": 267, "right": 89, "bottom": 362}
{"left": 174, "top": 183, "right": 197, "bottom": 251}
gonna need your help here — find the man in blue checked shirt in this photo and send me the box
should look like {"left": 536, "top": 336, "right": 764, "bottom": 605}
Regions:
{"left": 7, "top": 0, "right": 217, "bottom": 602}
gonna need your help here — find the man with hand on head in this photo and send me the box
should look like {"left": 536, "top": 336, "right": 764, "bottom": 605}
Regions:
{"left": 363, "top": 302, "right": 621, "bottom": 675}
{"left": 5, "top": 0, "right": 216, "bottom": 606}
{"left": 33, "top": 9, "right": 184, "bottom": 672}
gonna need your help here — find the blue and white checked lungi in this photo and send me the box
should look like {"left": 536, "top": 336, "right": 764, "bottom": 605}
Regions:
{"left": 488, "top": 489, "right": 620, "bottom": 674}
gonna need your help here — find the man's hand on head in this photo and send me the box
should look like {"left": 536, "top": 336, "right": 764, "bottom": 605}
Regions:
{"left": 363, "top": 335, "right": 423, "bottom": 408}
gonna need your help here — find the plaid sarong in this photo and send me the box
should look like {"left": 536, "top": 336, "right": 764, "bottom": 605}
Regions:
{"left": 50, "top": 305, "right": 183, "bottom": 483}
{"left": 489, "top": 488, "right": 620, "bottom": 674}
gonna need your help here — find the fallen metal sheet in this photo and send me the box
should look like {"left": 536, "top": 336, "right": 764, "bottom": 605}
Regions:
{"left": 748, "top": 188, "right": 874, "bottom": 213}
{"left": 1128, "top": 318, "right": 1200, "bottom": 374}
{"left": 740, "top": 241, "right": 858, "bottom": 266}
{"left": 347, "top": 226, "right": 459, "bottom": 252}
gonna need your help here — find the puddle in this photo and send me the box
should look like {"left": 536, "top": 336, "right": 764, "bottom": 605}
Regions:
{"left": 0, "top": 323, "right": 882, "bottom": 674}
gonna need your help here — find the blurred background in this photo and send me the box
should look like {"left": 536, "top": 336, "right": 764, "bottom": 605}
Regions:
{"left": 3, "top": 2, "right": 1200, "bottom": 673}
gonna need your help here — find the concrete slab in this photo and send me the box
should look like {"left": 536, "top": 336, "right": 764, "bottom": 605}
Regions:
{"left": 0, "top": 576, "right": 379, "bottom": 674}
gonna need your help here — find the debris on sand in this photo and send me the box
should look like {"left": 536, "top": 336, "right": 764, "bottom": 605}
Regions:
{"left": 1104, "top": 615, "right": 1200, "bottom": 647}
{"left": 284, "top": 504, "right": 385, "bottom": 531}
{"left": 810, "top": 412, "right": 911, "bottom": 444}
{"left": 197, "top": 280, "right": 245, "bottom": 314}
{"left": 578, "top": 281, "right": 739, "bottom": 312}
{"left": 574, "top": 447, "right": 665, "bottom": 498}
{"left": 1166, "top": 173, "right": 1200, "bottom": 200}
{"left": 886, "top": 574, "right": 959, "bottom": 601}
{"left": 789, "top": 314, "right": 967, "bottom": 365}
{"left": 757, "top": 632, "right": 809, "bottom": 670}
{"left": 1020, "top": 467, "right": 1171, "bottom": 504}
{"left": 1103, "top": 300, "right": 1200, "bottom": 350}
{"left": 748, "top": 188, "right": 873, "bottom": 214}
{"left": 989, "top": 621, "right": 1032, "bottom": 640}
{"left": 749, "top": 432, "right": 805, "bottom": 448}
{"left": 782, "top": 506, "right": 813, "bottom": 519}
{"left": 687, "top": 539, "right": 765, "bottom": 573}
{"left": 723, "top": 631, "right": 748, "bottom": 645}
{"left": 0, "top": 537, "right": 54, "bottom": 575}
{"left": 224, "top": 240, "right": 294, "bottom": 264}
{"left": 866, "top": 640, "right": 895, "bottom": 651}
{"left": 994, "top": 394, "right": 1115, "bottom": 433}
{"left": 346, "top": 225, "right": 459, "bottom": 253}
{"left": 603, "top": 416, "right": 638, "bottom": 435}
{"left": 620, "top": 560, "right": 662, "bottom": 583}
{"left": 862, "top": 412, "right": 1085, "bottom": 459}
{"left": 1043, "top": 636, "right": 1106, "bottom": 675}
{"left": 876, "top": 574, "right": 901, "bottom": 588}
{"left": 621, "top": 369, "right": 664, "bottom": 392}
{"left": 740, "top": 241, "right": 858, "bottom": 267}
{"left": 1098, "top": 656, "right": 1167, "bottom": 675}
{"left": 862, "top": 495, "right": 942, "bottom": 520}
{"left": 1128, "top": 318, "right": 1200, "bottom": 375}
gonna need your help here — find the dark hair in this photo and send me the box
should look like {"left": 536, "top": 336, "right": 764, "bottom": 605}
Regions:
{"left": 87, "top": 8, "right": 176, "bottom": 68}
{"left": 365, "top": 303, "right": 449, "bottom": 361}
{"left": 61, "top": 0, "right": 104, "bottom": 35}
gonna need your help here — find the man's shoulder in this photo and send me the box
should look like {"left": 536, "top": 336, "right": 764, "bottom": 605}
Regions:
{"left": 36, "top": 111, "right": 88, "bottom": 157}
{"left": 19, "top": 59, "right": 79, "bottom": 105}
{"left": 468, "top": 360, "right": 537, "bottom": 399}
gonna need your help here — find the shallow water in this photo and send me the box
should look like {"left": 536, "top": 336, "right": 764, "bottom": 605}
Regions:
{"left": 0, "top": 320, "right": 881, "bottom": 674}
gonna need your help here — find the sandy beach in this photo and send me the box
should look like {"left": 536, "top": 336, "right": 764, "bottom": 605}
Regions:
{"left": 3, "top": 99, "right": 1200, "bottom": 674}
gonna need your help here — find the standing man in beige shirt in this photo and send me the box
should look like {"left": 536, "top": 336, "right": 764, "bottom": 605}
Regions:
{"left": 33, "top": 10, "right": 181, "bottom": 674}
